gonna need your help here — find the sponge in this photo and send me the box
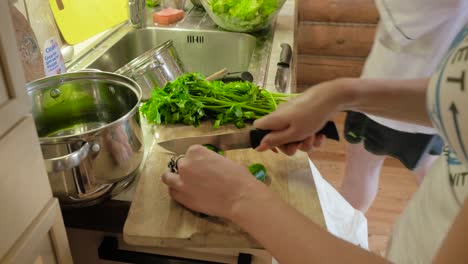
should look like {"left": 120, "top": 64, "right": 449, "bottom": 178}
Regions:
{"left": 153, "top": 8, "right": 185, "bottom": 25}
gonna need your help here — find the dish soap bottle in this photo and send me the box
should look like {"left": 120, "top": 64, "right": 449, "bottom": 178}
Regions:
{"left": 42, "top": 37, "right": 66, "bottom": 76}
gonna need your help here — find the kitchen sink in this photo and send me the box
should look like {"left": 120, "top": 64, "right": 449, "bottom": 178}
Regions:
{"left": 88, "top": 28, "right": 256, "bottom": 76}
{"left": 67, "top": 23, "right": 274, "bottom": 87}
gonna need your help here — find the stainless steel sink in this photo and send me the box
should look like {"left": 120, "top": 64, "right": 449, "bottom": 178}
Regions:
{"left": 88, "top": 28, "right": 257, "bottom": 76}
{"left": 67, "top": 21, "right": 274, "bottom": 87}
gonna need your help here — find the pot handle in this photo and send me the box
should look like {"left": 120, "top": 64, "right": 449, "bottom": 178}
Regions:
{"left": 45, "top": 142, "right": 90, "bottom": 173}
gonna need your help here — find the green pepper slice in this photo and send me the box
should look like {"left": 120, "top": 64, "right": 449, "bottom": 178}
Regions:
{"left": 203, "top": 144, "right": 225, "bottom": 156}
{"left": 248, "top": 163, "right": 267, "bottom": 182}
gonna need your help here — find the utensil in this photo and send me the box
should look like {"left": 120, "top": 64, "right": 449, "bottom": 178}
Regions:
{"left": 206, "top": 68, "right": 254, "bottom": 83}
{"left": 49, "top": 0, "right": 128, "bottom": 44}
{"left": 223, "top": 71, "right": 254, "bottom": 83}
{"left": 115, "top": 40, "right": 186, "bottom": 101}
{"left": 27, "top": 71, "right": 144, "bottom": 207}
{"left": 206, "top": 68, "right": 228, "bottom": 81}
{"left": 275, "top": 43, "right": 292, "bottom": 92}
{"left": 129, "top": 0, "right": 146, "bottom": 28}
{"left": 158, "top": 121, "right": 340, "bottom": 154}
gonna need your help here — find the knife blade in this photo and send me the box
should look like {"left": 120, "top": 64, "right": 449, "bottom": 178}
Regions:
{"left": 275, "top": 43, "right": 292, "bottom": 93}
{"left": 158, "top": 121, "right": 340, "bottom": 154}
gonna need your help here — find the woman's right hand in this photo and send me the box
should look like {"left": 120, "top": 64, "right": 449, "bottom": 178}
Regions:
{"left": 254, "top": 78, "right": 354, "bottom": 155}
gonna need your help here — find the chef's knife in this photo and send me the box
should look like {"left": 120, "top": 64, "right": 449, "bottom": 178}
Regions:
{"left": 158, "top": 121, "right": 339, "bottom": 154}
{"left": 275, "top": 43, "right": 292, "bottom": 93}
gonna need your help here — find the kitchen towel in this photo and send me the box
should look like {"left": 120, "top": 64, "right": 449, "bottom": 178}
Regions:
{"left": 308, "top": 159, "right": 369, "bottom": 249}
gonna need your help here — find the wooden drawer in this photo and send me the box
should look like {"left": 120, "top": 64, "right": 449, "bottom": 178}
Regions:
{"left": 298, "top": 23, "right": 376, "bottom": 57}
{"left": 298, "top": 0, "right": 379, "bottom": 23}
{"left": 1, "top": 199, "right": 72, "bottom": 264}
{"left": 297, "top": 55, "right": 365, "bottom": 86}
{"left": 0, "top": 116, "right": 53, "bottom": 258}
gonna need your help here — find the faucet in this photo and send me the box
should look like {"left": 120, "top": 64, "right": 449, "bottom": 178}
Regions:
{"left": 128, "top": 0, "right": 146, "bottom": 28}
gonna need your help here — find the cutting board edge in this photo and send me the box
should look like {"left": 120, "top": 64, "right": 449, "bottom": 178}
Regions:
{"left": 123, "top": 232, "right": 263, "bottom": 249}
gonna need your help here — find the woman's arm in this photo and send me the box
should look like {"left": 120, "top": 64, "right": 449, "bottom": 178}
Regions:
{"left": 433, "top": 198, "right": 468, "bottom": 264}
{"left": 230, "top": 178, "right": 389, "bottom": 264}
{"left": 254, "top": 78, "right": 432, "bottom": 152}
{"left": 163, "top": 145, "right": 468, "bottom": 264}
{"left": 162, "top": 146, "right": 389, "bottom": 264}
{"left": 345, "top": 78, "right": 432, "bottom": 127}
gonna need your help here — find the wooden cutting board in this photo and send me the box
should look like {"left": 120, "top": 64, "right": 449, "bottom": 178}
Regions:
{"left": 124, "top": 123, "right": 326, "bottom": 249}
{"left": 49, "top": 0, "right": 128, "bottom": 44}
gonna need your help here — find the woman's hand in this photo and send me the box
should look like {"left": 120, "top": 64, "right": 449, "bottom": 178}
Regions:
{"left": 254, "top": 79, "right": 352, "bottom": 154}
{"left": 161, "top": 145, "right": 267, "bottom": 219}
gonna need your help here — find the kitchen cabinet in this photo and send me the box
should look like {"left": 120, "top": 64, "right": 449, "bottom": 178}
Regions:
{"left": 2, "top": 200, "right": 71, "bottom": 264}
{"left": 0, "top": 2, "right": 30, "bottom": 137}
{"left": 0, "top": 1, "right": 73, "bottom": 263}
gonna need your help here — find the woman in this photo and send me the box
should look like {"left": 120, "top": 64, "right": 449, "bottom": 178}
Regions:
{"left": 341, "top": 0, "right": 468, "bottom": 213}
{"left": 160, "top": 25, "right": 468, "bottom": 263}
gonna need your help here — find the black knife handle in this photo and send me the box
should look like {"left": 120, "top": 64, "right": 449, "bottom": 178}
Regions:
{"left": 250, "top": 121, "right": 340, "bottom": 149}
{"left": 278, "top": 43, "right": 292, "bottom": 67}
{"left": 320, "top": 121, "right": 340, "bottom": 141}
{"left": 250, "top": 129, "right": 271, "bottom": 149}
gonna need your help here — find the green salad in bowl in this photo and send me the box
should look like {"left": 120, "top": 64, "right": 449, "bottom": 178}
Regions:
{"left": 201, "top": 0, "right": 286, "bottom": 32}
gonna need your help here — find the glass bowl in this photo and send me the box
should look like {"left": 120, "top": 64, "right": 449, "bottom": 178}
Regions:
{"left": 200, "top": 0, "right": 286, "bottom": 33}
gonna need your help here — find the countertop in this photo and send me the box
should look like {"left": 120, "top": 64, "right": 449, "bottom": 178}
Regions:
{"left": 63, "top": 0, "right": 300, "bottom": 234}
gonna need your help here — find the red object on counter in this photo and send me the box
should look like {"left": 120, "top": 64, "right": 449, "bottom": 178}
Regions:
{"left": 153, "top": 8, "right": 185, "bottom": 25}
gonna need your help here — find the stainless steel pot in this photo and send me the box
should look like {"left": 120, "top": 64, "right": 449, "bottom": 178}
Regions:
{"left": 115, "top": 40, "right": 186, "bottom": 101}
{"left": 27, "top": 72, "right": 144, "bottom": 207}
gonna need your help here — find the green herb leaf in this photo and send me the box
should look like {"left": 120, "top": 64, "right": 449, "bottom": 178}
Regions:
{"left": 140, "top": 73, "right": 291, "bottom": 129}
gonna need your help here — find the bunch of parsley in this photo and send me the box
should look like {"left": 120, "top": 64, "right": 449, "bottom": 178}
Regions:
{"left": 140, "top": 73, "right": 290, "bottom": 128}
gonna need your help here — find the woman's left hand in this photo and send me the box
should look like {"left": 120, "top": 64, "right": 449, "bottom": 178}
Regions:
{"left": 161, "top": 145, "right": 266, "bottom": 219}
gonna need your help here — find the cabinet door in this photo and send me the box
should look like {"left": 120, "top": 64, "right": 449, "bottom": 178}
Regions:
{"left": 0, "top": 117, "right": 53, "bottom": 259}
{"left": 1, "top": 199, "right": 73, "bottom": 264}
{"left": 0, "top": 2, "right": 73, "bottom": 263}
{"left": 0, "top": 67, "right": 8, "bottom": 106}
{"left": 0, "top": 0, "right": 30, "bottom": 137}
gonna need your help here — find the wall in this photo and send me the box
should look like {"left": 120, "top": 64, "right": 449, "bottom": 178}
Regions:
{"left": 296, "top": 0, "right": 379, "bottom": 91}
{"left": 13, "top": 0, "right": 63, "bottom": 52}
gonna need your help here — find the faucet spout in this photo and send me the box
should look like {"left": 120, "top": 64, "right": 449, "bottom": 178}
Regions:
{"left": 128, "top": 0, "right": 146, "bottom": 28}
